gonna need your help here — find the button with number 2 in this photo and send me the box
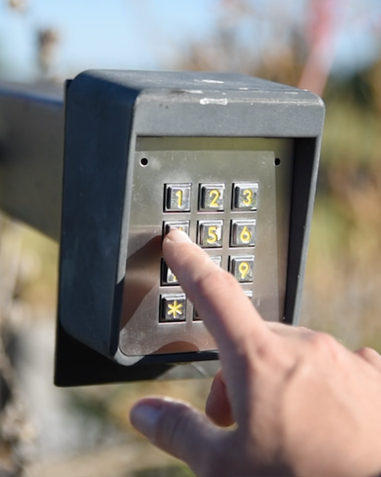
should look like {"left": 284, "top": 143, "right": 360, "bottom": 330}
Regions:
{"left": 232, "top": 182, "right": 258, "bottom": 210}
{"left": 199, "top": 183, "right": 225, "bottom": 211}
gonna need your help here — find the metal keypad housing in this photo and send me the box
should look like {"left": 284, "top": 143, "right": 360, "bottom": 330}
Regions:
{"left": 119, "top": 137, "right": 293, "bottom": 361}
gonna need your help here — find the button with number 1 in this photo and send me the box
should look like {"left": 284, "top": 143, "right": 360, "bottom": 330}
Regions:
{"left": 164, "top": 183, "right": 192, "bottom": 212}
{"left": 232, "top": 182, "right": 258, "bottom": 210}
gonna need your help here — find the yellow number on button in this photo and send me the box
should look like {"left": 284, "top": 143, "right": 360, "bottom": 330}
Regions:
{"left": 207, "top": 226, "right": 218, "bottom": 244}
{"left": 243, "top": 189, "right": 252, "bottom": 206}
{"left": 209, "top": 189, "right": 220, "bottom": 208}
{"left": 239, "top": 226, "right": 252, "bottom": 243}
{"left": 238, "top": 262, "right": 250, "bottom": 280}
{"left": 176, "top": 190, "right": 183, "bottom": 208}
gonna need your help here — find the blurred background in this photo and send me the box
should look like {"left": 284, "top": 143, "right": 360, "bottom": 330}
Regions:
{"left": 0, "top": 0, "right": 381, "bottom": 475}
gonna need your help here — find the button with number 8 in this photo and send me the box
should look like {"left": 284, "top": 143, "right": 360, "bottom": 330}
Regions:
{"left": 232, "top": 182, "right": 258, "bottom": 210}
{"left": 230, "top": 220, "right": 256, "bottom": 247}
{"left": 199, "top": 183, "right": 225, "bottom": 211}
{"left": 229, "top": 256, "right": 254, "bottom": 283}
{"left": 198, "top": 220, "right": 223, "bottom": 248}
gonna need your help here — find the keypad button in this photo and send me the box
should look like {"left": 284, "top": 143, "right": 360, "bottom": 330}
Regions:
{"left": 160, "top": 294, "right": 187, "bottom": 322}
{"left": 164, "top": 183, "right": 192, "bottom": 212}
{"left": 229, "top": 256, "right": 254, "bottom": 283}
{"left": 199, "top": 183, "right": 225, "bottom": 211}
{"left": 230, "top": 220, "right": 256, "bottom": 247}
{"left": 244, "top": 290, "right": 253, "bottom": 300}
{"left": 210, "top": 255, "right": 222, "bottom": 267}
{"left": 163, "top": 220, "right": 190, "bottom": 236}
{"left": 161, "top": 260, "right": 178, "bottom": 285}
{"left": 198, "top": 220, "right": 223, "bottom": 248}
{"left": 232, "top": 182, "right": 258, "bottom": 210}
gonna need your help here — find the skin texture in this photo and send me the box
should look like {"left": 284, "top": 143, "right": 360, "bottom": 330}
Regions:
{"left": 130, "top": 230, "right": 381, "bottom": 477}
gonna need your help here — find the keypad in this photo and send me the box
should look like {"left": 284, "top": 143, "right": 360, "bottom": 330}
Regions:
{"left": 160, "top": 181, "right": 258, "bottom": 323}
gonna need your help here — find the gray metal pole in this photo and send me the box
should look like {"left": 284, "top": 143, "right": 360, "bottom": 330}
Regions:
{"left": 0, "top": 82, "right": 64, "bottom": 241}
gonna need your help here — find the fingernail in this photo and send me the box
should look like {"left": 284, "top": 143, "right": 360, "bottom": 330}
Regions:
{"left": 165, "top": 229, "right": 192, "bottom": 244}
{"left": 130, "top": 403, "right": 162, "bottom": 441}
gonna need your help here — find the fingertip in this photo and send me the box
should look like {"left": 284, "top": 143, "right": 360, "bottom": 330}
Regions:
{"left": 164, "top": 229, "right": 193, "bottom": 245}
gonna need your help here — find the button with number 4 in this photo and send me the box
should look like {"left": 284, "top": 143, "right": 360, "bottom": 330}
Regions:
{"left": 199, "top": 183, "right": 225, "bottom": 211}
{"left": 198, "top": 220, "right": 223, "bottom": 248}
{"left": 232, "top": 182, "right": 258, "bottom": 210}
{"left": 164, "top": 183, "right": 191, "bottom": 212}
{"left": 229, "top": 256, "right": 254, "bottom": 283}
{"left": 230, "top": 220, "right": 256, "bottom": 247}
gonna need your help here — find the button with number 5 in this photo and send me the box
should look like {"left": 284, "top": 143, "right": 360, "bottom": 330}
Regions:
{"left": 198, "top": 220, "right": 223, "bottom": 248}
{"left": 230, "top": 220, "right": 256, "bottom": 247}
{"left": 229, "top": 256, "right": 254, "bottom": 283}
{"left": 232, "top": 182, "right": 258, "bottom": 210}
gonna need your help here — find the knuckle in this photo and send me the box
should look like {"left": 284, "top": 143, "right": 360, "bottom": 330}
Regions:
{"left": 307, "top": 332, "right": 341, "bottom": 358}
{"left": 356, "top": 346, "right": 380, "bottom": 361}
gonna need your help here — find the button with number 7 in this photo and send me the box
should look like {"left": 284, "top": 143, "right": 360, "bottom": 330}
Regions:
{"left": 230, "top": 220, "right": 256, "bottom": 247}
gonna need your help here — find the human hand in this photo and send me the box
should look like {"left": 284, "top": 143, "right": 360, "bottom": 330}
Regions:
{"left": 130, "top": 230, "right": 381, "bottom": 477}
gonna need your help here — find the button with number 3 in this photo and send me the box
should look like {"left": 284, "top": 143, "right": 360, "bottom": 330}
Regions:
{"left": 198, "top": 220, "right": 223, "bottom": 248}
{"left": 199, "top": 183, "right": 225, "bottom": 211}
{"left": 232, "top": 182, "right": 258, "bottom": 210}
{"left": 230, "top": 220, "right": 256, "bottom": 247}
{"left": 229, "top": 256, "right": 254, "bottom": 283}
{"left": 164, "top": 183, "right": 192, "bottom": 212}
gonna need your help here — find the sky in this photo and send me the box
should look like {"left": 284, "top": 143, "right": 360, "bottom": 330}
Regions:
{"left": 0, "top": 0, "right": 380, "bottom": 82}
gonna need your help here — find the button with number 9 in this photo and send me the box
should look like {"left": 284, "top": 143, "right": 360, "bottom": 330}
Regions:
{"left": 229, "top": 256, "right": 254, "bottom": 283}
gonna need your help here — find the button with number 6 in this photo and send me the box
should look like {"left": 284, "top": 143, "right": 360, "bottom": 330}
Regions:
{"left": 229, "top": 256, "right": 254, "bottom": 283}
{"left": 230, "top": 220, "right": 256, "bottom": 247}
{"left": 232, "top": 182, "right": 258, "bottom": 210}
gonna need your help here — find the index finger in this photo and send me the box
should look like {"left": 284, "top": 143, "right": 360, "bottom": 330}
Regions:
{"left": 162, "top": 229, "right": 276, "bottom": 365}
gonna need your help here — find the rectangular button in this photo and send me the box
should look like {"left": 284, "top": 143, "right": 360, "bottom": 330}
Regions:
{"left": 199, "top": 183, "right": 225, "bottom": 211}
{"left": 198, "top": 220, "right": 223, "bottom": 248}
{"left": 229, "top": 256, "right": 254, "bottom": 283}
{"left": 160, "top": 293, "right": 187, "bottom": 322}
{"left": 244, "top": 289, "right": 253, "bottom": 300}
{"left": 161, "top": 260, "right": 179, "bottom": 285}
{"left": 163, "top": 220, "right": 190, "bottom": 236}
{"left": 230, "top": 220, "right": 256, "bottom": 247}
{"left": 210, "top": 255, "right": 222, "bottom": 267}
{"left": 164, "top": 183, "right": 191, "bottom": 212}
{"left": 232, "top": 182, "right": 258, "bottom": 210}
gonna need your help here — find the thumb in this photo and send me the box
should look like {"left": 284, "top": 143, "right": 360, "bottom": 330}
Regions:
{"left": 130, "top": 396, "right": 230, "bottom": 473}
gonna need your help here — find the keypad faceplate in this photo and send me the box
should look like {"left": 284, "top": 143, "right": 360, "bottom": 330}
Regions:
{"left": 119, "top": 137, "right": 293, "bottom": 357}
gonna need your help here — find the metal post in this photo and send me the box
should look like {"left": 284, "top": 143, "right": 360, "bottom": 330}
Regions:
{"left": 0, "top": 82, "right": 64, "bottom": 241}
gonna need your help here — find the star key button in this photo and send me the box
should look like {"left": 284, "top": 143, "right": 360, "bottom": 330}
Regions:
{"left": 160, "top": 293, "right": 187, "bottom": 322}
